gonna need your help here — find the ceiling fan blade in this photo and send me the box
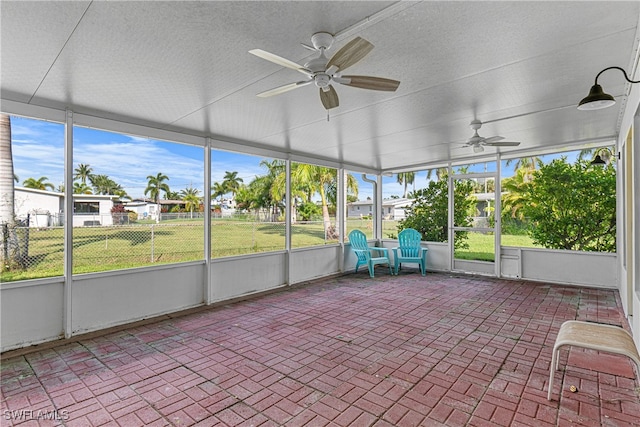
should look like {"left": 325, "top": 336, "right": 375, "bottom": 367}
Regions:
{"left": 257, "top": 81, "right": 312, "bottom": 98}
{"left": 484, "top": 141, "right": 521, "bottom": 147}
{"left": 338, "top": 75, "right": 400, "bottom": 92}
{"left": 300, "top": 43, "right": 316, "bottom": 52}
{"left": 249, "top": 49, "right": 313, "bottom": 76}
{"left": 319, "top": 85, "right": 339, "bottom": 110}
{"left": 326, "top": 37, "right": 374, "bottom": 72}
{"left": 482, "top": 135, "right": 504, "bottom": 143}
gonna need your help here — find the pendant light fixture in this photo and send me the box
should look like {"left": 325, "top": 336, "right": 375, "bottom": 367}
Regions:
{"left": 577, "top": 66, "right": 640, "bottom": 110}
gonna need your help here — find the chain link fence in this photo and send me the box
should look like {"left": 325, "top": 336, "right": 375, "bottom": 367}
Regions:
{"left": 1, "top": 216, "right": 401, "bottom": 282}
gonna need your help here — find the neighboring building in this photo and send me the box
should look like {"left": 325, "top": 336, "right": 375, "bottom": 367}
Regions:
{"left": 14, "top": 187, "right": 63, "bottom": 227}
{"left": 125, "top": 198, "right": 189, "bottom": 221}
{"left": 14, "top": 187, "right": 121, "bottom": 227}
{"left": 123, "top": 199, "right": 153, "bottom": 220}
{"left": 347, "top": 198, "right": 414, "bottom": 220}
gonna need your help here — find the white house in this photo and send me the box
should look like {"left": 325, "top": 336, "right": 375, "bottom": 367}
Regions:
{"left": 14, "top": 187, "right": 120, "bottom": 227}
{"left": 124, "top": 199, "right": 154, "bottom": 220}
{"left": 347, "top": 198, "right": 414, "bottom": 220}
{"left": 14, "top": 187, "right": 63, "bottom": 227}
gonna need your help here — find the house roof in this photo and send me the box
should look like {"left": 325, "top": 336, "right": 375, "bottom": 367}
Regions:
{"left": 16, "top": 187, "right": 120, "bottom": 200}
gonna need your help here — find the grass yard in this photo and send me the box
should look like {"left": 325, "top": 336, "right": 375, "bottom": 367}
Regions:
{"left": 1, "top": 218, "right": 538, "bottom": 282}
{"left": 455, "top": 232, "right": 539, "bottom": 261}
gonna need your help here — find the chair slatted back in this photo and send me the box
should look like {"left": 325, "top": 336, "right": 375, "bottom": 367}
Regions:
{"left": 397, "top": 228, "right": 422, "bottom": 257}
{"left": 348, "top": 229, "right": 371, "bottom": 261}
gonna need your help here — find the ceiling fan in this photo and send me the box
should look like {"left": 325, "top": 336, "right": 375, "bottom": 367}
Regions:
{"left": 249, "top": 32, "right": 400, "bottom": 110}
{"left": 463, "top": 120, "right": 520, "bottom": 152}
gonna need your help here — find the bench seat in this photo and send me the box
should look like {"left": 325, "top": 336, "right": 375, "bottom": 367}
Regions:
{"left": 547, "top": 320, "right": 640, "bottom": 400}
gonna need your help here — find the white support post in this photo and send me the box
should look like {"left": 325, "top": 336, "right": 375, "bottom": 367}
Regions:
{"left": 63, "top": 110, "right": 73, "bottom": 338}
{"left": 495, "top": 154, "right": 502, "bottom": 278}
{"left": 204, "top": 138, "right": 212, "bottom": 304}
{"left": 285, "top": 159, "right": 291, "bottom": 285}
{"left": 375, "top": 174, "right": 383, "bottom": 241}
{"left": 447, "top": 164, "right": 454, "bottom": 271}
{"left": 337, "top": 168, "right": 345, "bottom": 272}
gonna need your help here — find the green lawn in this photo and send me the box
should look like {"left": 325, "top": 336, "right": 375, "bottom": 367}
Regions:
{"left": 455, "top": 232, "right": 538, "bottom": 261}
{"left": 1, "top": 218, "right": 538, "bottom": 282}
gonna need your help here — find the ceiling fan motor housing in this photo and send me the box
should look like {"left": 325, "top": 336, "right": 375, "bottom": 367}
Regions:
{"left": 311, "top": 32, "right": 334, "bottom": 50}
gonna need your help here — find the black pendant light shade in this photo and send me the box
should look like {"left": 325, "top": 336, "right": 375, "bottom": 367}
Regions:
{"left": 577, "top": 66, "right": 639, "bottom": 111}
{"left": 578, "top": 84, "right": 616, "bottom": 110}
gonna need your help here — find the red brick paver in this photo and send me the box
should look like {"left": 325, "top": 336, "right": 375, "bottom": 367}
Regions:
{"left": 2, "top": 273, "right": 639, "bottom": 426}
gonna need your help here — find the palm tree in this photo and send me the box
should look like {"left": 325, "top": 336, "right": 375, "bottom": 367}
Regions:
{"left": 426, "top": 167, "right": 447, "bottom": 182}
{"left": 211, "top": 182, "right": 226, "bottom": 203}
{"left": 0, "top": 114, "right": 15, "bottom": 228}
{"left": 396, "top": 172, "right": 415, "bottom": 198}
{"left": 73, "top": 181, "right": 93, "bottom": 194}
{"left": 270, "top": 163, "right": 358, "bottom": 231}
{"left": 180, "top": 187, "right": 201, "bottom": 218}
{"left": 505, "top": 156, "right": 543, "bottom": 179}
{"left": 22, "top": 176, "right": 55, "bottom": 191}
{"left": 144, "top": 173, "right": 170, "bottom": 223}
{"left": 258, "top": 159, "right": 285, "bottom": 221}
{"left": 501, "top": 167, "right": 532, "bottom": 221}
{"left": 73, "top": 164, "right": 93, "bottom": 184}
{"left": 164, "top": 190, "right": 180, "bottom": 200}
{"left": 222, "top": 171, "right": 243, "bottom": 199}
{"left": 89, "top": 174, "right": 123, "bottom": 195}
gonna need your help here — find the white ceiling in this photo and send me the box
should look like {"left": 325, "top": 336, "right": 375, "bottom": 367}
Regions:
{"left": 2, "top": 1, "right": 639, "bottom": 173}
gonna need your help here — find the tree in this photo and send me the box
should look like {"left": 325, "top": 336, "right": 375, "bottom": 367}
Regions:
{"left": 426, "top": 167, "right": 447, "bottom": 181}
{"left": 222, "top": 171, "right": 243, "bottom": 198}
{"left": 211, "top": 182, "right": 226, "bottom": 202}
{"left": 164, "top": 190, "right": 180, "bottom": 200}
{"left": 396, "top": 172, "right": 415, "bottom": 198}
{"left": 0, "top": 114, "right": 18, "bottom": 269}
{"left": 180, "top": 187, "right": 201, "bottom": 218}
{"left": 144, "top": 173, "right": 170, "bottom": 223}
{"left": 0, "top": 114, "right": 15, "bottom": 227}
{"left": 500, "top": 167, "right": 530, "bottom": 221}
{"left": 505, "top": 156, "right": 543, "bottom": 180}
{"left": 23, "top": 176, "right": 55, "bottom": 191}
{"left": 269, "top": 163, "right": 357, "bottom": 234}
{"left": 74, "top": 163, "right": 93, "bottom": 184}
{"left": 291, "top": 164, "right": 339, "bottom": 238}
{"left": 522, "top": 158, "right": 616, "bottom": 252}
{"left": 251, "top": 160, "right": 286, "bottom": 220}
{"left": 399, "top": 177, "right": 475, "bottom": 249}
{"left": 577, "top": 146, "right": 615, "bottom": 164}
{"left": 89, "top": 174, "right": 124, "bottom": 196}
{"left": 235, "top": 176, "right": 279, "bottom": 220}
{"left": 73, "top": 181, "right": 93, "bottom": 194}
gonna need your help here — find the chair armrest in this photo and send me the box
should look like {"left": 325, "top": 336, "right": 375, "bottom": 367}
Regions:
{"left": 370, "top": 246, "right": 389, "bottom": 256}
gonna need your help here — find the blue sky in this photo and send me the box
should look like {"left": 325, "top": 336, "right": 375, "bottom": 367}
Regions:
{"left": 10, "top": 115, "right": 587, "bottom": 201}
{"left": 10, "top": 115, "right": 401, "bottom": 200}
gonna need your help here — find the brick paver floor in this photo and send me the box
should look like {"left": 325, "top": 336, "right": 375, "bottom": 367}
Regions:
{"left": 2, "top": 272, "right": 639, "bottom": 426}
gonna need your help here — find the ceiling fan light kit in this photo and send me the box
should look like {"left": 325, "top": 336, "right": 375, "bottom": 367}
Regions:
{"left": 250, "top": 32, "right": 400, "bottom": 110}
{"left": 578, "top": 66, "right": 640, "bottom": 110}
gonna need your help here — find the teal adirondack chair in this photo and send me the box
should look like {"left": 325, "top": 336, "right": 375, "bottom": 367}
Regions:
{"left": 392, "top": 228, "right": 428, "bottom": 275}
{"left": 348, "top": 229, "right": 392, "bottom": 277}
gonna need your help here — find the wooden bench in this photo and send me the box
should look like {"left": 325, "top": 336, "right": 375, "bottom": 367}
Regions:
{"left": 548, "top": 320, "right": 640, "bottom": 400}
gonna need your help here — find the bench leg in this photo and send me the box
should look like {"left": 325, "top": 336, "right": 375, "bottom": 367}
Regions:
{"left": 548, "top": 345, "right": 561, "bottom": 400}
